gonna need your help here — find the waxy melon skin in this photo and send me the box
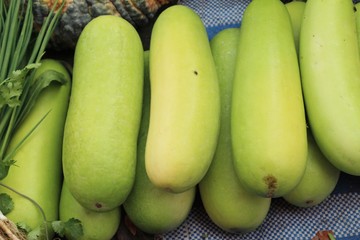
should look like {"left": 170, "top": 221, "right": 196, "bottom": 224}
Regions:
{"left": 59, "top": 181, "right": 121, "bottom": 240}
{"left": 300, "top": 0, "right": 360, "bottom": 176}
{"left": 123, "top": 51, "right": 196, "bottom": 234}
{"left": 62, "top": 15, "right": 144, "bottom": 212}
{"left": 283, "top": 131, "right": 340, "bottom": 208}
{"left": 199, "top": 28, "right": 271, "bottom": 233}
{"left": 145, "top": 5, "right": 221, "bottom": 193}
{"left": 231, "top": 0, "right": 308, "bottom": 198}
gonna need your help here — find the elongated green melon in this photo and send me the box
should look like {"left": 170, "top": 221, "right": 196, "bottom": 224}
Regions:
{"left": 62, "top": 15, "right": 144, "bottom": 212}
{"left": 231, "top": 0, "right": 308, "bottom": 198}
{"left": 199, "top": 28, "right": 271, "bottom": 233}
{"left": 123, "top": 51, "right": 195, "bottom": 234}
{"left": 300, "top": 0, "right": 360, "bottom": 175}
{"left": 145, "top": 5, "right": 220, "bottom": 193}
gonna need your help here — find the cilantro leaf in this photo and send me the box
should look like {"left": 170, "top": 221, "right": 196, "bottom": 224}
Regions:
{"left": 0, "top": 193, "right": 13, "bottom": 215}
{"left": 16, "top": 222, "right": 32, "bottom": 234}
{"left": 0, "top": 63, "right": 40, "bottom": 109}
{"left": 52, "top": 218, "right": 83, "bottom": 239}
{"left": 26, "top": 223, "right": 49, "bottom": 240}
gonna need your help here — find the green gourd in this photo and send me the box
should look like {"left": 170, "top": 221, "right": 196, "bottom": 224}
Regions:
{"left": 62, "top": 15, "right": 144, "bottom": 212}
{"left": 300, "top": 0, "right": 360, "bottom": 175}
{"left": 199, "top": 27, "right": 271, "bottom": 233}
{"left": 145, "top": 5, "right": 220, "bottom": 193}
{"left": 123, "top": 51, "right": 195, "bottom": 234}
{"left": 231, "top": 0, "right": 308, "bottom": 198}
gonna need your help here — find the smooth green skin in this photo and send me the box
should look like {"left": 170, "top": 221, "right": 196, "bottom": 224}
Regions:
{"left": 63, "top": 15, "right": 144, "bottom": 211}
{"left": 145, "top": 5, "right": 220, "bottom": 193}
{"left": 231, "top": 0, "right": 308, "bottom": 198}
{"left": 300, "top": 0, "right": 360, "bottom": 175}
{"left": 285, "top": 0, "right": 306, "bottom": 53}
{"left": 0, "top": 59, "right": 71, "bottom": 232}
{"left": 283, "top": 130, "right": 340, "bottom": 208}
{"left": 123, "top": 51, "right": 195, "bottom": 235}
{"left": 59, "top": 181, "right": 121, "bottom": 240}
{"left": 284, "top": 0, "right": 341, "bottom": 207}
{"left": 198, "top": 28, "right": 271, "bottom": 233}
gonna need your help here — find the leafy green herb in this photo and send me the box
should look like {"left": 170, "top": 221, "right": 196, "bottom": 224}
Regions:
{"left": 17, "top": 218, "right": 84, "bottom": 240}
{"left": 0, "top": 193, "right": 13, "bottom": 215}
{"left": 16, "top": 69, "right": 67, "bottom": 125}
{"left": 26, "top": 223, "right": 52, "bottom": 240}
{"left": 0, "top": 0, "right": 65, "bottom": 179}
{"left": 16, "top": 221, "right": 32, "bottom": 235}
{"left": 52, "top": 218, "right": 84, "bottom": 239}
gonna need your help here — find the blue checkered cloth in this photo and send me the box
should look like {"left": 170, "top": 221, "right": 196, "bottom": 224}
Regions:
{"left": 163, "top": 174, "right": 360, "bottom": 240}
{"left": 161, "top": 1, "right": 360, "bottom": 239}
{"left": 179, "top": 0, "right": 251, "bottom": 40}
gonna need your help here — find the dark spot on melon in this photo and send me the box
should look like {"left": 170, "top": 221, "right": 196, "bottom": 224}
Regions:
{"left": 95, "top": 202, "right": 102, "bottom": 209}
{"left": 193, "top": 70, "right": 198, "bottom": 75}
{"left": 263, "top": 175, "right": 277, "bottom": 198}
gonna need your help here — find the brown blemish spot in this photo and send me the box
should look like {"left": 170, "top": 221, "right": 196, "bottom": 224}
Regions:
{"left": 263, "top": 175, "right": 277, "bottom": 198}
{"left": 193, "top": 70, "right": 198, "bottom": 75}
{"left": 95, "top": 202, "right": 102, "bottom": 209}
{"left": 306, "top": 199, "right": 314, "bottom": 205}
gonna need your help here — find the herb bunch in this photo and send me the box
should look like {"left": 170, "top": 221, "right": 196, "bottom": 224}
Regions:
{"left": 0, "top": 0, "right": 64, "bottom": 179}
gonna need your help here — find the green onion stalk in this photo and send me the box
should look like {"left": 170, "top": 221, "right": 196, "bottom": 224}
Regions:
{"left": 0, "top": 0, "right": 64, "bottom": 179}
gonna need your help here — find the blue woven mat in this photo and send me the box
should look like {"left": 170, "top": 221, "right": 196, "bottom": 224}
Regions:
{"left": 179, "top": 0, "right": 251, "bottom": 40}
{"left": 162, "top": 173, "right": 360, "bottom": 240}
{"left": 162, "top": 1, "right": 360, "bottom": 239}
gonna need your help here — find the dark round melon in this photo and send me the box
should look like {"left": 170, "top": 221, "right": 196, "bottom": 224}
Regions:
{"left": 32, "top": 0, "right": 178, "bottom": 50}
